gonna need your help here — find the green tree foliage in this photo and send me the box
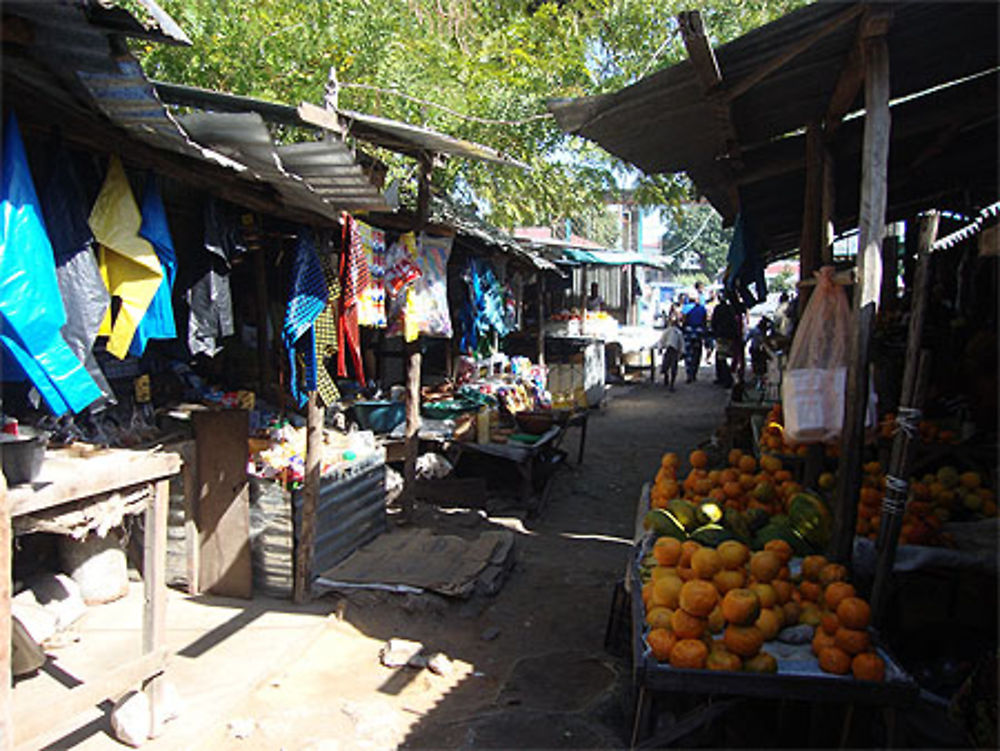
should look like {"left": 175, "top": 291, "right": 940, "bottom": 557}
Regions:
{"left": 660, "top": 202, "right": 733, "bottom": 281}
{"left": 133, "top": 0, "right": 806, "bottom": 229}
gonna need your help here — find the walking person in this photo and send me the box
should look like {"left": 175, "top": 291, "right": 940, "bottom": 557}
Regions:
{"left": 659, "top": 312, "right": 684, "bottom": 391}
{"left": 682, "top": 293, "right": 707, "bottom": 383}
{"left": 710, "top": 292, "right": 740, "bottom": 388}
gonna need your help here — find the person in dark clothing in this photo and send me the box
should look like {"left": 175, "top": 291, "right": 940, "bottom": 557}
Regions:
{"left": 711, "top": 295, "right": 740, "bottom": 388}
{"left": 682, "top": 296, "right": 707, "bottom": 382}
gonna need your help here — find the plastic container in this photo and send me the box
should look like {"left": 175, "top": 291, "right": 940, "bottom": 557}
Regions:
{"left": 350, "top": 401, "right": 405, "bottom": 434}
{"left": 0, "top": 430, "right": 47, "bottom": 486}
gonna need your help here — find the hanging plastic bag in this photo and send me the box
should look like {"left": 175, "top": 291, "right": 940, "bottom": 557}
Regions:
{"left": 781, "top": 266, "right": 850, "bottom": 442}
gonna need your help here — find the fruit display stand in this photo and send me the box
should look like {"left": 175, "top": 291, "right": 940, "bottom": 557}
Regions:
{"left": 626, "top": 536, "right": 919, "bottom": 746}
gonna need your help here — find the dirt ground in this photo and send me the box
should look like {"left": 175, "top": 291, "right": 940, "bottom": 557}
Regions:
{"left": 194, "top": 369, "right": 729, "bottom": 750}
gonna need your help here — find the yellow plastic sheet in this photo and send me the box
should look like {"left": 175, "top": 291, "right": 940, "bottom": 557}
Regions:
{"left": 89, "top": 156, "right": 163, "bottom": 358}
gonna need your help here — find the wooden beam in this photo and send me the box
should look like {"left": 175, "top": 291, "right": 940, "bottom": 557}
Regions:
{"left": 678, "top": 10, "right": 742, "bottom": 210}
{"left": 821, "top": 146, "right": 836, "bottom": 265}
{"left": 725, "top": 4, "right": 865, "bottom": 103}
{"left": 0, "top": 474, "right": 11, "bottom": 751}
{"left": 402, "top": 341, "right": 422, "bottom": 518}
{"left": 536, "top": 274, "right": 546, "bottom": 366}
{"left": 831, "top": 30, "right": 891, "bottom": 565}
{"left": 143, "top": 478, "right": 170, "bottom": 736}
{"left": 869, "top": 213, "right": 939, "bottom": 626}
{"left": 294, "top": 392, "right": 324, "bottom": 603}
{"left": 798, "top": 122, "right": 824, "bottom": 303}
{"left": 825, "top": 8, "right": 893, "bottom": 136}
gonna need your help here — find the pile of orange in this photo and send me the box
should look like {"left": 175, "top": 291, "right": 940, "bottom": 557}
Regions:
{"left": 850, "top": 461, "right": 995, "bottom": 545}
{"left": 651, "top": 447, "right": 804, "bottom": 516}
{"left": 642, "top": 538, "right": 886, "bottom": 681}
{"left": 878, "top": 413, "right": 958, "bottom": 444}
{"left": 759, "top": 403, "right": 839, "bottom": 459}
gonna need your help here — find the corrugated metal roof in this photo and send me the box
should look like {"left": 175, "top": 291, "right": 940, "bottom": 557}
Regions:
{"left": 430, "top": 197, "right": 557, "bottom": 272}
{"left": 179, "top": 112, "right": 389, "bottom": 213}
{"left": 549, "top": 1, "right": 999, "bottom": 258}
{"left": 3, "top": 1, "right": 387, "bottom": 221}
{"left": 150, "top": 81, "right": 529, "bottom": 168}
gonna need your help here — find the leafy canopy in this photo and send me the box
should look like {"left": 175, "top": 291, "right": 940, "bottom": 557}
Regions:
{"left": 134, "top": 0, "right": 806, "bottom": 234}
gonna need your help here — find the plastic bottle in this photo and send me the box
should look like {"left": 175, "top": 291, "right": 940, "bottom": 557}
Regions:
{"left": 476, "top": 407, "right": 490, "bottom": 444}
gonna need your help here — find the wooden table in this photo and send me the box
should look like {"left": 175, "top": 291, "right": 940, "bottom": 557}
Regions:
{"left": 1, "top": 448, "right": 181, "bottom": 749}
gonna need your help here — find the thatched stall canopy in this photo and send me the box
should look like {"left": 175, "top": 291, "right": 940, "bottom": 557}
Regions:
{"left": 549, "top": 2, "right": 998, "bottom": 262}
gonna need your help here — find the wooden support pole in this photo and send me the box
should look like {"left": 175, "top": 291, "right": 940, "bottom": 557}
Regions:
{"left": 402, "top": 340, "right": 422, "bottom": 517}
{"left": 253, "top": 244, "right": 271, "bottom": 400}
{"left": 880, "top": 234, "right": 900, "bottom": 312}
{"left": 830, "top": 31, "right": 891, "bottom": 565}
{"left": 870, "top": 211, "right": 939, "bottom": 625}
{"left": 821, "top": 146, "right": 836, "bottom": 265}
{"left": 0, "top": 475, "right": 11, "bottom": 751}
{"left": 536, "top": 273, "right": 546, "bottom": 366}
{"left": 799, "top": 122, "right": 824, "bottom": 313}
{"left": 143, "top": 478, "right": 170, "bottom": 736}
{"left": 294, "top": 391, "right": 323, "bottom": 603}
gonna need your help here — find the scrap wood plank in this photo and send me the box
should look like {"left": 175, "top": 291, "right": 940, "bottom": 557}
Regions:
{"left": 193, "top": 410, "right": 252, "bottom": 598}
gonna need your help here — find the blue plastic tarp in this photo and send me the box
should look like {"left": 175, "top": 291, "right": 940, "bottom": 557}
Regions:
{"left": 0, "top": 112, "right": 102, "bottom": 414}
{"left": 129, "top": 174, "right": 177, "bottom": 356}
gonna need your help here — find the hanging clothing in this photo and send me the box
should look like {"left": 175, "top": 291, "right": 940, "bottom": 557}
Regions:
{"left": 39, "top": 139, "right": 115, "bottom": 407}
{"left": 459, "top": 257, "right": 509, "bottom": 354}
{"left": 0, "top": 112, "right": 102, "bottom": 415}
{"left": 353, "top": 219, "right": 386, "bottom": 328}
{"left": 314, "top": 253, "right": 341, "bottom": 407}
{"left": 337, "top": 213, "right": 369, "bottom": 381}
{"left": 725, "top": 213, "right": 768, "bottom": 310}
{"left": 283, "top": 228, "right": 328, "bottom": 408}
{"left": 89, "top": 156, "right": 165, "bottom": 359}
{"left": 129, "top": 174, "right": 177, "bottom": 356}
{"left": 186, "top": 198, "right": 241, "bottom": 357}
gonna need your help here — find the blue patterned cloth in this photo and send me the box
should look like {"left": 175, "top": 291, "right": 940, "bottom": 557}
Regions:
{"left": 283, "top": 228, "right": 328, "bottom": 407}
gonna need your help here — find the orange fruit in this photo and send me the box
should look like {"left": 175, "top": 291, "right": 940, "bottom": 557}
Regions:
{"left": 801, "top": 555, "right": 829, "bottom": 582}
{"left": 645, "top": 606, "right": 674, "bottom": 629}
{"left": 653, "top": 536, "right": 683, "bottom": 566}
{"left": 641, "top": 581, "right": 655, "bottom": 606}
{"left": 694, "top": 478, "right": 714, "bottom": 496}
{"left": 852, "top": 652, "right": 886, "bottom": 682}
{"left": 823, "top": 582, "right": 857, "bottom": 611}
{"left": 728, "top": 448, "right": 744, "bottom": 466}
{"left": 651, "top": 576, "right": 683, "bottom": 609}
{"left": 679, "top": 579, "right": 719, "bottom": 617}
{"left": 723, "top": 624, "right": 765, "bottom": 657}
{"left": 707, "top": 469, "right": 721, "bottom": 485}
{"left": 669, "top": 638, "right": 708, "bottom": 669}
{"left": 650, "top": 566, "right": 678, "bottom": 581}
{"left": 818, "top": 646, "right": 852, "bottom": 675}
{"left": 738, "top": 455, "right": 757, "bottom": 473}
{"left": 720, "top": 468, "right": 740, "bottom": 484}
{"left": 677, "top": 566, "right": 697, "bottom": 582}
{"left": 707, "top": 605, "right": 726, "bottom": 634}
{"left": 812, "top": 628, "right": 837, "bottom": 655}
{"left": 820, "top": 612, "right": 840, "bottom": 636}
{"left": 751, "top": 583, "right": 777, "bottom": 609}
{"left": 739, "top": 473, "right": 756, "bottom": 491}
{"left": 671, "top": 608, "right": 707, "bottom": 639}
{"left": 647, "top": 627, "right": 677, "bottom": 662}
{"left": 834, "top": 627, "right": 871, "bottom": 656}
{"left": 717, "top": 540, "right": 750, "bottom": 570}
{"left": 679, "top": 540, "right": 702, "bottom": 568}
{"left": 749, "top": 551, "right": 782, "bottom": 583}
{"left": 777, "top": 565, "right": 791, "bottom": 581}
{"left": 661, "top": 452, "right": 680, "bottom": 469}
{"left": 661, "top": 480, "right": 680, "bottom": 499}
{"left": 706, "top": 649, "right": 742, "bottom": 671}
{"left": 818, "top": 563, "right": 849, "bottom": 587}
{"left": 754, "top": 608, "right": 781, "bottom": 641}
{"left": 743, "top": 651, "right": 778, "bottom": 673}
{"left": 782, "top": 601, "right": 801, "bottom": 625}
{"left": 690, "top": 548, "right": 723, "bottom": 580}
{"left": 771, "top": 580, "right": 793, "bottom": 605}
{"left": 798, "top": 580, "right": 822, "bottom": 603}
{"left": 689, "top": 449, "right": 709, "bottom": 469}
{"left": 799, "top": 602, "right": 822, "bottom": 627}
{"left": 763, "top": 539, "right": 793, "bottom": 565}
{"left": 713, "top": 568, "right": 746, "bottom": 594}
{"left": 721, "top": 588, "right": 761, "bottom": 626}
{"left": 723, "top": 481, "right": 743, "bottom": 499}
{"left": 836, "top": 597, "right": 871, "bottom": 629}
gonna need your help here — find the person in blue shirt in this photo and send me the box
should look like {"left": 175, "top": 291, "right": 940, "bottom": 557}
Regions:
{"left": 682, "top": 295, "right": 708, "bottom": 383}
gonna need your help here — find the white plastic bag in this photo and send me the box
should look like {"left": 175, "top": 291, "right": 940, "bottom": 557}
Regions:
{"left": 781, "top": 266, "right": 850, "bottom": 442}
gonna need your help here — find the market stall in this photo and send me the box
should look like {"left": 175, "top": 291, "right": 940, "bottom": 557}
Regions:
{"left": 551, "top": 1, "right": 997, "bottom": 744}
